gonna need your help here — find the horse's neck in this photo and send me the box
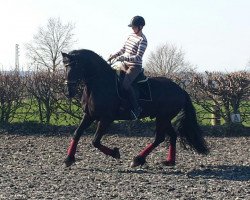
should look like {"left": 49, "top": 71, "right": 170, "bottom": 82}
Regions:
{"left": 88, "top": 69, "right": 116, "bottom": 90}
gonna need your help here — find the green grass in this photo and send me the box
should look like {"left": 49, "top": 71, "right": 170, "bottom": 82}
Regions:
{"left": 10, "top": 100, "right": 82, "bottom": 126}
{"left": 6, "top": 100, "right": 250, "bottom": 127}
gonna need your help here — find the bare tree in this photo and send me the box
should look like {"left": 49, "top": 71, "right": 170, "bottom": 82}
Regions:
{"left": 145, "top": 43, "right": 194, "bottom": 77}
{"left": 25, "top": 69, "right": 65, "bottom": 124}
{"left": 26, "top": 17, "right": 75, "bottom": 72}
{"left": 189, "top": 71, "right": 250, "bottom": 126}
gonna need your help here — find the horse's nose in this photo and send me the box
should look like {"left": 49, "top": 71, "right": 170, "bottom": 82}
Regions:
{"left": 65, "top": 84, "right": 77, "bottom": 98}
{"left": 64, "top": 83, "right": 70, "bottom": 98}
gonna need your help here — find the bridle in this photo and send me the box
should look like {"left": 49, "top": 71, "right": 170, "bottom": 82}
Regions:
{"left": 64, "top": 61, "right": 79, "bottom": 86}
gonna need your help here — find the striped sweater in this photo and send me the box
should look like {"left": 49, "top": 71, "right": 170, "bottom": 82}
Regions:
{"left": 114, "top": 33, "right": 147, "bottom": 68}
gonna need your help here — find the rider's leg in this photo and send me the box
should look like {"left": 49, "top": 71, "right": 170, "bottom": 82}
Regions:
{"left": 123, "top": 66, "right": 142, "bottom": 120}
{"left": 126, "top": 87, "right": 141, "bottom": 119}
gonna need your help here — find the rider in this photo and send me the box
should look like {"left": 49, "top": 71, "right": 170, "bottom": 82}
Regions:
{"left": 108, "top": 16, "right": 148, "bottom": 120}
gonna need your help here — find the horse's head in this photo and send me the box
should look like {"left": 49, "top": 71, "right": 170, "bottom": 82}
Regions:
{"left": 62, "top": 52, "right": 81, "bottom": 98}
{"left": 62, "top": 49, "right": 112, "bottom": 98}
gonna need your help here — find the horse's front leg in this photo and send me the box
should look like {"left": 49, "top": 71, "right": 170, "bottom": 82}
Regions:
{"left": 64, "top": 114, "right": 94, "bottom": 167}
{"left": 92, "top": 119, "right": 120, "bottom": 159}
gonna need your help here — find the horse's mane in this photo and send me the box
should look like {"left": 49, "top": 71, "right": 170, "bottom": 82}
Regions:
{"left": 69, "top": 49, "right": 112, "bottom": 72}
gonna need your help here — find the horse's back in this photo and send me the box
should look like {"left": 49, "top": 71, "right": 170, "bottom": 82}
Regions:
{"left": 148, "top": 76, "right": 185, "bottom": 97}
{"left": 144, "top": 77, "right": 187, "bottom": 118}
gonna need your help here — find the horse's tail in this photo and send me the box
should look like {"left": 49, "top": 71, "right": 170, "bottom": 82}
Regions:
{"left": 174, "top": 91, "right": 209, "bottom": 155}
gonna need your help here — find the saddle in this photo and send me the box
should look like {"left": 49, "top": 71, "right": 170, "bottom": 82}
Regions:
{"left": 114, "top": 68, "right": 152, "bottom": 102}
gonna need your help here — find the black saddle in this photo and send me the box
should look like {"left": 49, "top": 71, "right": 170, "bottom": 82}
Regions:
{"left": 115, "top": 69, "right": 152, "bottom": 101}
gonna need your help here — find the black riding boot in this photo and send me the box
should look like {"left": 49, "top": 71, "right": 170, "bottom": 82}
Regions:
{"left": 127, "top": 88, "right": 141, "bottom": 120}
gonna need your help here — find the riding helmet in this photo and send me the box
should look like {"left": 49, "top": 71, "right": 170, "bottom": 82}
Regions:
{"left": 128, "top": 16, "right": 145, "bottom": 27}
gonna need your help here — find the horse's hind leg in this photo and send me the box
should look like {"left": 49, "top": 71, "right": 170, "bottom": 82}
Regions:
{"left": 92, "top": 119, "right": 120, "bottom": 159}
{"left": 130, "top": 117, "right": 167, "bottom": 168}
{"left": 64, "top": 114, "right": 94, "bottom": 167}
{"left": 162, "top": 122, "right": 177, "bottom": 166}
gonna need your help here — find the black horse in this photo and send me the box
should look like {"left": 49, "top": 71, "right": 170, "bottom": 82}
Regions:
{"left": 62, "top": 49, "right": 209, "bottom": 168}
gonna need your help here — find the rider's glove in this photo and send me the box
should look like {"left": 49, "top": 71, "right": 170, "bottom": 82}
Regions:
{"left": 117, "top": 55, "right": 127, "bottom": 62}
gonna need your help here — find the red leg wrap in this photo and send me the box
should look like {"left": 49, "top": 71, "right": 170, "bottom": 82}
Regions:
{"left": 67, "top": 139, "right": 78, "bottom": 157}
{"left": 139, "top": 143, "right": 155, "bottom": 157}
{"left": 167, "top": 144, "right": 176, "bottom": 162}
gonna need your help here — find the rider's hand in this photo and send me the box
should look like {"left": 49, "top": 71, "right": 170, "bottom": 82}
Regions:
{"left": 117, "top": 55, "right": 127, "bottom": 62}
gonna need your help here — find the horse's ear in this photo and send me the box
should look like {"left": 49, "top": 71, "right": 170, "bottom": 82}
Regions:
{"left": 61, "top": 52, "right": 68, "bottom": 58}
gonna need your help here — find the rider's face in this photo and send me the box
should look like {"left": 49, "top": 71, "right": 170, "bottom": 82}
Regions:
{"left": 132, "top": 26, "right": 139, "bottom": 34}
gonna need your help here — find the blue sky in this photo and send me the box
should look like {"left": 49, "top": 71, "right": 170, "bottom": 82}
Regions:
{"left": 0, "top": 0, "right": 250, "bottom": 72}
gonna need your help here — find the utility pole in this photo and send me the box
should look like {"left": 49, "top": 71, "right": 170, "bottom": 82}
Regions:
{"left": 15, "top": 44, "right": 20, "bottom": 71}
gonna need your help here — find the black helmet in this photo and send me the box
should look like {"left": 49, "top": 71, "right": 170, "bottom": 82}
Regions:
{"left": 128, "top": 16, "right": 145, "bottom": 27}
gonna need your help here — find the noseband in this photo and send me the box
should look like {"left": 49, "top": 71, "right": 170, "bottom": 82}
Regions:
{"left": 64, "top": 60, "right": 79, "bottom": 86}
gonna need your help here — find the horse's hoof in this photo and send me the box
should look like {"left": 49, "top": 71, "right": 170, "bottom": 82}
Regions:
{"left": 112, "top": 147, "right": 120, "bottom": 159}
{"left": 161, "top": 160, "right": 175, "bottom": 166}
{"left": 130, "top": 156, "right": 146, "bottom": 168}
{"left": 64, "top": 155, "right": 76, "bottom": 167}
